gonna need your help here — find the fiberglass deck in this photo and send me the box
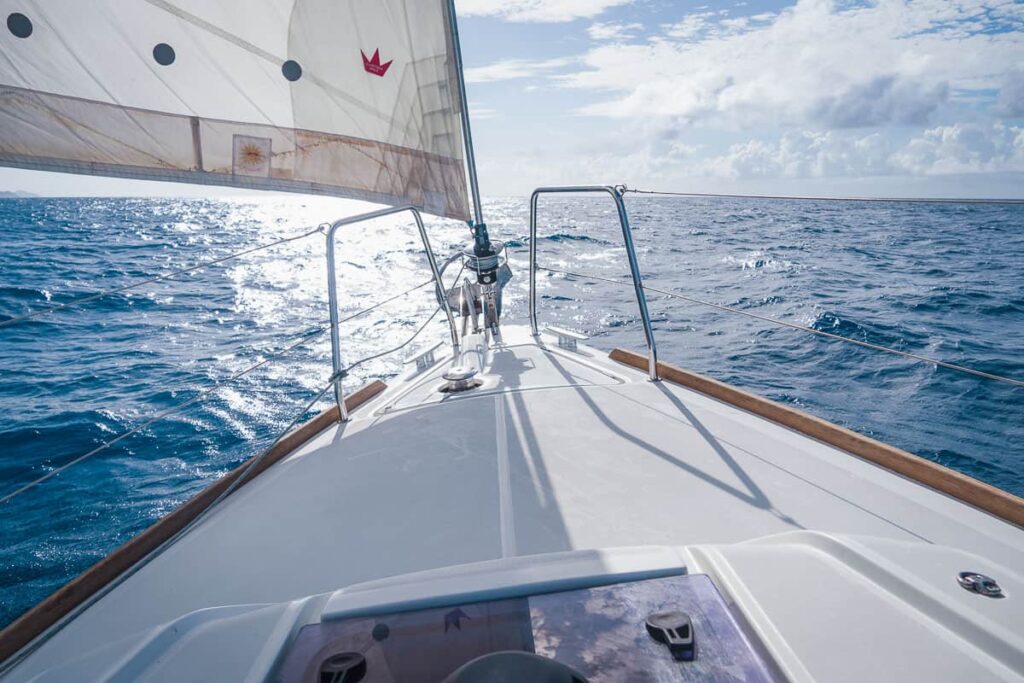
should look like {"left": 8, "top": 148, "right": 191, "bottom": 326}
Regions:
{"left": 11, "top": 325, "right": 1023, "bottom": 679}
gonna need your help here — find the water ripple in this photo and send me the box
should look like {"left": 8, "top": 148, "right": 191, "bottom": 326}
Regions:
{"left": 0, "top": 194, "right": 1021, "bottom": 629}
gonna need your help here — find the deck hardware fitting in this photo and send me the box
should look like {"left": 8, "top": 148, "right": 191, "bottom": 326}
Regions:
{"left": 406, "top": 341, "right": 444, "bottom": 373}
{"left": 544, "top": 326, "right": 588, "bottom": 352}
{"left": 646, "top": 610, "right": 696, "bottom": 661}
{"left": 957, "top": 572, "right": 1003, "bottom": 598}
{"left": 441, "top": 365, "right": 481, "bottom": 393}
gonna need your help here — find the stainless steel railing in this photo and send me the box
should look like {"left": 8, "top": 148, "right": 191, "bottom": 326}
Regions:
{"left": 528, "top": 185, "right": 659, "bottom": 380}
{"left": 326, "top": 205, "right": 461, "bottom": 419}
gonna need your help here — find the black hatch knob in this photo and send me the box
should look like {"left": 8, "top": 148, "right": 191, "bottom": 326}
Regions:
{"left": 646, "top": 610, "right": 695, "bottom": 661}
{"left": 319, "top": 652, "right": 367, "bottom": 683}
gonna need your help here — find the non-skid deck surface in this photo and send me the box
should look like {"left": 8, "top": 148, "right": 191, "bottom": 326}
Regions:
{"left": 11, "top": 328, "right": 1022, "bottom": 678}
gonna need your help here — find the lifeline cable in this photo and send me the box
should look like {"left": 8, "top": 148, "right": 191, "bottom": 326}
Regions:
{"left": 0, "top": 326, "right": 329, "bottom": 506}
{"left": 618, "top": 186, "right": 1024, "bottom": 205}
{"left": 0, "top": 375, "right": 339, "bottom": 675}
{"left": 538, "top": 265, "right": 1024, "bottom": 388}
{"left": 0, "top": 273, "right": 448, "bottom": 505}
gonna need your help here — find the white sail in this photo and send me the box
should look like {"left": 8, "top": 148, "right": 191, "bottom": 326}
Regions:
{"left": 0, "top": 0, "right": 470, "bottom": 219}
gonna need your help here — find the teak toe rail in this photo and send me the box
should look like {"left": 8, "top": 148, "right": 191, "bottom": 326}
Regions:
{"left": 0, "top": 380, "right": 386, "bottom": 666}
{"left": 610, "top": 348, "right": 1024, "bottom": 528}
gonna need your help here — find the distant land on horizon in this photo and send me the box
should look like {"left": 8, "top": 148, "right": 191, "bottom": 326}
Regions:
{"left": 0, "top": 191, "right": 37, "bottom": 198}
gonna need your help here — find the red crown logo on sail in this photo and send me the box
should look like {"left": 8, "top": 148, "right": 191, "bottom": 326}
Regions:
{"left": 361, "top": 49, "right": 393, "bottom": 77}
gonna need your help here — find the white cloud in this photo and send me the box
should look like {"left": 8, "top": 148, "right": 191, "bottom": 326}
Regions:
{"left": 476, "top": 123, "right": 1024, "bottom": 196}
{"left": 997, "top": 70, "right": 1024, "bottom": 118}
{"left": 464, "top": 58, "right": 573, "bottom": 83}
{"left": 587, "top": 21, "right": 643, "bottom": 41}
{"left": 564, "top": 0, "right": 1024, "bottom": 129}
{"left": 662, "top": 9, "right": 773, "bottom": 41}
{"left": 663, "top": 12, "right": 716, "bottom": 40}
{"left": 466, "top": 0, "right": 1024, "bottom": 194}
{"left": 703, "top": 131, "right": 891, "bottom": 179}
{"left": 811, "top": 77, "right": 950, "bottom": 128}
{"left": 457, "top": 0, "right": 634, "bottom": 22}
{"left": 702, "top": 124, "right": 1024, "bottom": 179}
{"left": 893, "top": 123, "right": 1024, "bottom": 174}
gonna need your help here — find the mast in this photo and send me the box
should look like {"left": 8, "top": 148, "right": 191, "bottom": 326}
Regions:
{"left": 446, "top": 0, "right": 495, "bottom": 269}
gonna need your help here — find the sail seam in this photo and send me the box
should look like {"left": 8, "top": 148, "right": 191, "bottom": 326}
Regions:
{"left": 0, "top": 84, "right": 464, "bottom": 167}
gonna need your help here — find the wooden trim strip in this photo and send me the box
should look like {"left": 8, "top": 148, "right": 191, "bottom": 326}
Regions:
{"left": 609, "top": 348, "right": 1024, "bottom": 528}
{"left": 0, "top": 380, "right": 386, "bottom": 665}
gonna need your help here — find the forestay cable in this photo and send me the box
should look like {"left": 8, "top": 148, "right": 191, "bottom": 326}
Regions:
{"left": 538, "top": 265, "right": 1024, "bottom": 388}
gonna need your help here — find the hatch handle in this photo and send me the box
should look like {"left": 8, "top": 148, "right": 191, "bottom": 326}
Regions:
{"left": 645, "top": 610, "right": 695, "bottom": 661}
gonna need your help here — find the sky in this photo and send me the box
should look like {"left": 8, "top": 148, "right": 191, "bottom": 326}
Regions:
{"left": 2, "top": 0, "right": 1023, "bottom": 199}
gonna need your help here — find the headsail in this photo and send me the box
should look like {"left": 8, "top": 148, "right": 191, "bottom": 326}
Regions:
{"left": 0, "top": 0, "right": 471, "bottom": 219}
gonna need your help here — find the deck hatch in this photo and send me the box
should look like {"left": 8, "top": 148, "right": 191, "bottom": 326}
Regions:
{"left": 275, "top": 574, "right": 775, "bottom": 681}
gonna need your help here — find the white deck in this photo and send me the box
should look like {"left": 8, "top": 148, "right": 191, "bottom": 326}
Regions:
{"left": 8, "top": 326, "right": 1024, "bottom": 681}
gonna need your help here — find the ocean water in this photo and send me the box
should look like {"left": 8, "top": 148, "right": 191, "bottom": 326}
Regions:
{"left": 0, "top": 194, "right": 1021, "bottom": 628}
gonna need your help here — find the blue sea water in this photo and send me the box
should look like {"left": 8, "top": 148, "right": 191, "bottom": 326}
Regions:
{"left": 0, "top": 194, "right": 1022, "bottom": 628}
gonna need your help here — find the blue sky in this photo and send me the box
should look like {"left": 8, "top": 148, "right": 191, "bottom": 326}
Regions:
{"left": 3, "top": 0, "right": 1023, "bottom": 198}
{"left": 458, "top": 0, "right": 1024, "bottom": 197}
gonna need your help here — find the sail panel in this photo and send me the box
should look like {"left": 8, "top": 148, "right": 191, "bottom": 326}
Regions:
{"left": 0, "top": 0, "right": 470, "bottom": 219}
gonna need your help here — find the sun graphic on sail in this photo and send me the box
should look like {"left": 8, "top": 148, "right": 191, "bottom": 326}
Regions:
{"left": 231, "top": 135, "right": 272, "bottom": 177}
{"left": 239, "top": 143, "right": 266, "bottom": 168}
